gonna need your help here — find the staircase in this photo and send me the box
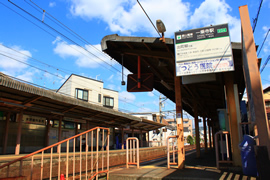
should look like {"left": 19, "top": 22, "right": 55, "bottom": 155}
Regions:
{"left": 0, "top": 127, "right": 110, "bottom": 180}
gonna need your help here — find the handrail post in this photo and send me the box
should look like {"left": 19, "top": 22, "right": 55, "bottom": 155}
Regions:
{"left": 167, "top": 135, "right": 178, "bottom": 169}
{"left": 126, "top": 137, "right": 139, "bottom": 169}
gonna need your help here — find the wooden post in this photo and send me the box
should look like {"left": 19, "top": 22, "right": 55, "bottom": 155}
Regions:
{"left": 239, "top": 5, "right": 270, "bottom": 158}
{"left": 15, "top": 111, "right": 23, "bottom": 155}
{"left": 203, "top": 116, "right": 208, "bottom": 152}
{"left": 121, "top": 128, "right": 124, "bottom": 149}
{"left": 3, "top": 112, "right": 11, "bottom": 154}
{"left": 224, "top": 72, "right": 242, "bottom": 166}
{"left": 193, "top": 100, "right": 200, "bottom": 158}
{"left": 132, "top": 129, "right": 134, "bottom": 137}
{"left": 175, "top": 76, "right": 184, "bottom": 168}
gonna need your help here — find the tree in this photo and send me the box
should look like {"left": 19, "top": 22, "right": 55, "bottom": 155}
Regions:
{"left": 187, "top": 135, "right": 194, "bottom": 145}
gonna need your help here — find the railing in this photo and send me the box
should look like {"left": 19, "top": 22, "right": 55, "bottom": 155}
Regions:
{"left": 126, "top": 137, "right": 140, "bottom": 169}
{"left": 0, "top": 127, "right": 110, "bottom": 180}
{"left": 215, "top": 131, "right": 233, "bottom": 169}
{"left": 167, "top": 136, "right": 178, "bottom": 169}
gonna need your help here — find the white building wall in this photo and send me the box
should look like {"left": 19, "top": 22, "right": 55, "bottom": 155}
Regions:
{"left": 58, "top": 74, "right": 118, "bottom": 110}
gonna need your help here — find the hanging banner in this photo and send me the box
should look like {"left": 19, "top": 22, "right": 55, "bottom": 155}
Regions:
{"left": 174, "top": 24, "right": 234, "bottom": 76}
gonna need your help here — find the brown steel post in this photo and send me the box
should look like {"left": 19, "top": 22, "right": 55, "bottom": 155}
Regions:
{"left": 147, "top": 131, "right": 150, "bottom": 147}
{"left": 58, "top": 117, "right": 63, "bottom": 153}
{"left": 239, "top": 5, "right": 270, "bottom": 158}
{"left": 15, "top": 111, "right": 23, "bottom": 155}
{"left": 121, "top": 128, "right": 124, "bottom": 149}
{"left": 45, "top": 118, "right": 51, "bottom": 147}
{"left": 58, "top": 116, "right": 62, "bottom": 142}
{"left": 193, "top": 100, "right": 200, "bottom": 158}
{"left": 224, "top": 72, "right": 242, "bottom": 166}
{"left": 174, "top": 76, "right": 184, "bottom": 168}
{"left": 208, "top": 120, "right": 212, "bottom": 149}
{"left": 3, "top": 112, "right": 10, "bottom": 154}
{"left": 203, "top": 116, "right": 208, "bottom": 152}
{"left": 140, "top": 130, "right": 143, "bottom": 147}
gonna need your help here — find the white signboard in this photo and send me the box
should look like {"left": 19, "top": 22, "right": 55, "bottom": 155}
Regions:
{"left": 174, "top": 24, "right": 234, "bottom": 76}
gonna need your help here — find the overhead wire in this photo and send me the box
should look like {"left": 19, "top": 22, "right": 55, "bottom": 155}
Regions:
{"left": 252, "top": 0, "right": 264, "bottom": 33}
{"left": 137, "top": 0, "right": 161, "bottom": 37}
{"left": 8, "top": 0, "right": 122, "bottom": 75}
{"left": 257, "top": 28, "right": 270, "bottom": 56}
{"left": 3, "top": 1, "right": 174, "bottom": 112}
{"left": 0, "top": 51, "right": 146, "bottom": 111}
{"left": 27, "top": 0, "right": 173, "bottom": 105}
{"left": 27, "top": 0, "right": 113, "bottom": 61}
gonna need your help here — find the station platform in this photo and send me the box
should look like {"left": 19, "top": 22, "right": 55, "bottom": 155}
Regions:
{"left": 109, "top": 149, "right": 257, "bottom": 180}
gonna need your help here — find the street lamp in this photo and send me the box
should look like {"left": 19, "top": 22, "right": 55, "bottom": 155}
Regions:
{"left": 156, "top": 19, "right": 166, "bottom": 42}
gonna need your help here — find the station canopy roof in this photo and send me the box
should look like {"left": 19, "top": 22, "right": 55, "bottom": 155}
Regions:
{"left": 101, "top": 34, "right": 246, "bottom": 120}
{"left": 0, "top": 73, "right": 164, "bottom": 131}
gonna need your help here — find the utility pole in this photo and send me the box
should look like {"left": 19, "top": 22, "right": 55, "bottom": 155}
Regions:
{"left": 159, "top": 95, "right": 167, "bottom": 145}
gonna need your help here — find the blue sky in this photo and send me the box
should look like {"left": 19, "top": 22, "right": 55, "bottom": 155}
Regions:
{"left": 0, "top": 0, "right": 270, "bottom": 117}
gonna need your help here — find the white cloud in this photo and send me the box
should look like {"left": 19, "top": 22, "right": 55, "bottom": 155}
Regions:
{"left": 49, "top": 2, "right": 56, "bottom": 8}
{"left": 53, "top": 37, "right": 116, "bottom": 68}
{"left": 189, "top": 0, "right": 241, "bottom": 42}
{"left": 119, "top": 91, "right": 136, "bottom": 103}
{"left": 68, "top": 0, "right": 240, "bottom": 41}
{"left": 69, "top": 0, "right": 190, "bottom": 36}
{"left": 16, "top": 71, "right": 35, "bottom": 83}
{"left": 0, "top": 44, "right": 31, "bottom": 72}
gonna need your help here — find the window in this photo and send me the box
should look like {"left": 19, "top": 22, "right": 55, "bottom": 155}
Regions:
{"left": 103, "top": 96, "right": 114, "bottom": 108}
{"left": 75, "top": 88, "right": 88, "bottom": 101}
{"left": 98, "top": 94, "right": 101, "bottom": 103}
{"left": 265, "top": 101, "right": 270, "bottom": 107}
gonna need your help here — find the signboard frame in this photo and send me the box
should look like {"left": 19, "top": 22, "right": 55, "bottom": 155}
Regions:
{"left": 174, "top": 24, "right": 234, "bottom": 76}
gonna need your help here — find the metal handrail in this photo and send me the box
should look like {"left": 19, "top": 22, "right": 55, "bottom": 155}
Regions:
{"left": 0, "top": 126, "right": 110, "bottom": 180}
{"left": 215, "top": 131, "right": 233, "bottom": 169}
{"left": 126, "top": 137, "right": 140, "bottom": 169}
{"left": 167, "top": 135, "right": 178, "bottom": 169}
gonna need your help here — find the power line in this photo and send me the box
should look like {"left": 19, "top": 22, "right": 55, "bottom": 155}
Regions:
{"left": 258, "top": 28, "right": 270, "bottom": 56}
{"left": 3, "top": 1, "right": 172, "bottom": 111}
{"left": 252, "top": 0, "right": 263, "bottom": 33}
{"left": 0, "top": 52, "right": 147, "bottom": 111}
{"left": 8, "top": 0, "right": 122, "bottom": 75}
{"left": 137, "top": 0, "right": 161, "bottom": 37}
{"left": 27, "top": 0, "right": 112, "bottom": 61}
{"left": 23, "top": 0, "right": 172, "bottom": 103}
{"left": 260, "top": 55, "right": 270, "bottom": 73}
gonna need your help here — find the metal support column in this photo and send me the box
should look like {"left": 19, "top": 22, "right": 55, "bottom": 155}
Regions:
{"left": 15, "top": 111, "right": 23, "bottom": 155}
{"left": 3, "top": 112, "right": 10, "bottom": 154}
{"left": 239, "top": 5, "right": 270, "bottom": 158}
{"left": 58, "top": 116, "right": 63, "bottom": 153}
{"left": 203, "top": 117, "right": 208, "bottom": 152}
{"left": 174, "top": 76, "right": 184, "bottom": 168}
{"left": 208, "top": 120, "right": 212, "bottom": 149}
{"left": 225, "top": 72, "right": 242, "bottom": 166}
{"left": 147, "top": 131, "right": 150, "bottom": 147}
{"left": 45, "top": 118, "right": 51, "bottom": 147}
{"left": 121, "top": 128, "right": 124, "bottom": 149}
{"left": 193, "top": 100, "right": 200, "bottom": 158}
{"left": 140, "top": 130, "right": 143, "bottom": 147}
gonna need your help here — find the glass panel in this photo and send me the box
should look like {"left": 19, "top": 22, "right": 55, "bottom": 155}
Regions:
{"left": 110, "top": 98, "right": 114, "bottom": 106}
{"left": 83, "top": 91, "right": 88, "bottom": 100}
{"left": 78, "top": 90, "right": 83, "bottom": 99}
